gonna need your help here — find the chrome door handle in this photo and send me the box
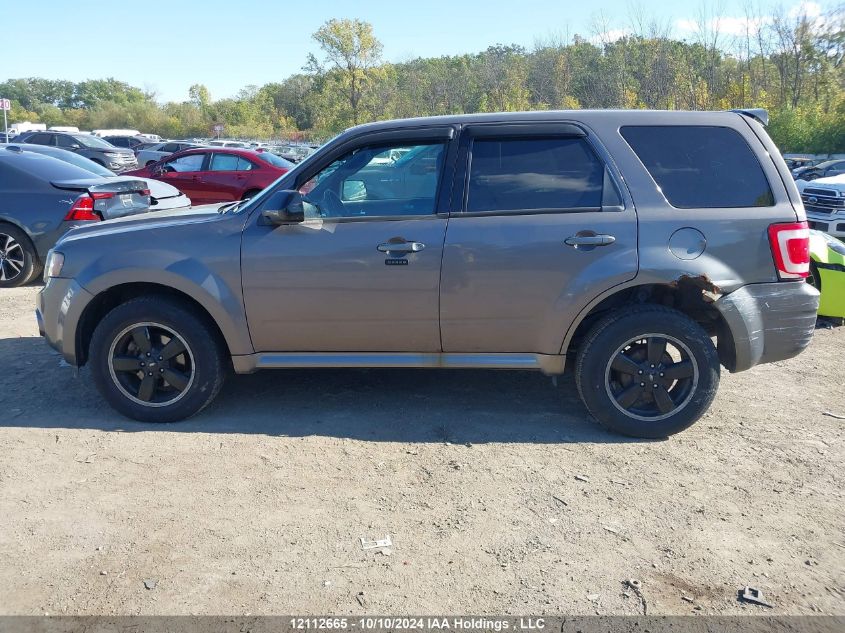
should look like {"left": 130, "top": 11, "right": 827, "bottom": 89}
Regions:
{"left": 564, "top": 234, "right": 616, "bottom": 247}
{"left": 377, "top": 241, "right": 425, "bottom": 253}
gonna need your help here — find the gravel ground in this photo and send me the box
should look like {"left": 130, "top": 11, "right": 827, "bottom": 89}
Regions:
{"left": 0, "top": 285, "right": 842, "bottom": 616}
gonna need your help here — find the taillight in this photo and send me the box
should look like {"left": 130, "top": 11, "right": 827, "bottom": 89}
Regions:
{"left": 768, "top": 221, "right": 810, "bottom": 279}
{"left": 63, "top": 195, "right": 102, "bottom": 221}
{"left": 89, "top": 191, "right": 114, "bottom": 200}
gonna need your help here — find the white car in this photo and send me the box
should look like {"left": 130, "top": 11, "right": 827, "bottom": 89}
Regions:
{"left": 136, "top": 141, "right": 206, "bottom": 167}
{"left": 796, "top": 174, "right": 845, "bottom": 239}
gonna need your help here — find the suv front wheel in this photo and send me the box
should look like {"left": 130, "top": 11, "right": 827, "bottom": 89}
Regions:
{"left": 89, "top": 297, "right": 226, "bottom": 422}
{"left": 574, "top": 306, "right": 720, "bottom": 438}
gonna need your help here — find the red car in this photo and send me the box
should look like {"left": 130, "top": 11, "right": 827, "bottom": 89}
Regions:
{"left": 125, "top": 147, "right": 294, "bottom": 205}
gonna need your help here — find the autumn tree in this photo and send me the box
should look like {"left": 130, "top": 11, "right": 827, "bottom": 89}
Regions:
{"left": 306, "top": 18, "right": 383, "bottom": 125}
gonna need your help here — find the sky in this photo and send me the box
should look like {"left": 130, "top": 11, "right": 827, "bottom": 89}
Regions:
{"left": 0, "top": 0, "right": 835, "bottom": 103}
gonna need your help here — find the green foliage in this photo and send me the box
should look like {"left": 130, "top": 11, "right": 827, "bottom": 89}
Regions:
{"left": 1, "top": 15, "right": 842, "bottom": 152}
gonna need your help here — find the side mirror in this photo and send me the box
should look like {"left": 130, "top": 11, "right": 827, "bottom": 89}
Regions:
{"left": 70, "top": 144, "right": 81, "bottom": 150}
{"left": 260, "top": 190, "right": 305, "bottom": 225}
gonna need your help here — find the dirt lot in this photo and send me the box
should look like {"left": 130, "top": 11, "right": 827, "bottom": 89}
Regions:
{"left": 0, "top": 285, "right": 843, "bottom": 616}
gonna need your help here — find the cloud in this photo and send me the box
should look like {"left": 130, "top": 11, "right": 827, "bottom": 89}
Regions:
{"left": 589, "top": 28, "right": 630, "bottom": 44}
{"left": 788, "top": 1, "right": 822, "bottom": 20}
{"left": 674, "top": 2, "right": 823, "bottom": 39}
{"left": 675, "top": 15, "right": 772, "bottom": 37}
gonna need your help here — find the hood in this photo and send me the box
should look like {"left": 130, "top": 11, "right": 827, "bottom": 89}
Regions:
{"left": 56, "top": 203, "right": 228, "bottom": 246}
{"left": 97, "top": 147, "right": 135, "bottom": 156}
{"left": 800, "top": 173, "right": 845, "bottom": 189}
{"left": 123, "top": 165, "right": 152, "bottom": 177}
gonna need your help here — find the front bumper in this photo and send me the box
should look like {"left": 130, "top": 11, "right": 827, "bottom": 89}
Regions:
{"left": 37, "top": 277, "right": 95, "bottom": 366}
{"left": 806, "top": 212, "right": 845, "bottom": 238}
{"left": 714, "top": 281, "right": 820, "bottom": 372}
{"left": 110, "top": 159, "right": 139, "bottom": 172}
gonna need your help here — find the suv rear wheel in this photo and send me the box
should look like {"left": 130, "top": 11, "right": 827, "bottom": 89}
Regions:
{"left": 90, "top": 297, "right": 226, "bottom": 422}
{"left": 574, "top": 306, "right": 720, "bottom": 438}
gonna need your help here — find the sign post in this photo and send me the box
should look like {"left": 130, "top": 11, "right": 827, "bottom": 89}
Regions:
{"left": 212, "top": 123, "right": 224, "bottom": 139}
{"left": 0, "top": 98, "right": 10, "bottom": 141}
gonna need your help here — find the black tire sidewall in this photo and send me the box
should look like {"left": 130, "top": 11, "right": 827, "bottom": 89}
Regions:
{"left": 576, "top": 308, "right": 720, "bottom": 438}
{"left": 0, "top": 224, "right": 36, "bottom": 288}
{"left": 90, "top": 298, "right": 225, "bottom": 423}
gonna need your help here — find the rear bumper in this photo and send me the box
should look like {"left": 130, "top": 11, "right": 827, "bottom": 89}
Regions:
{"left": 714, "top": 281, "right": 820, "bottom": 373}
{"left": 37, "top": 277, "right": 95, "bottom": 366}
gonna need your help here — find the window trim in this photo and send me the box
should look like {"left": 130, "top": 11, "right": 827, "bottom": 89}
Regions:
{"left": 620, "top": 124, "right": 776, "bottom": 210}
{"left": 458, "top": 132, "right": 619, "bottom": 216}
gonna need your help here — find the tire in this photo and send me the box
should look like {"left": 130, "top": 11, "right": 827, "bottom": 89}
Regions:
{"left": 89, "top": 296, "right": 226, "bottom": 422}
{"left": 0, "top": 223, "right": 37, "bottom": 288}
{"left": 242, "top": 189, "right": 261, "bottom": 201}
{"left": 574, "top": 305, "right": 720, "bottom": 438}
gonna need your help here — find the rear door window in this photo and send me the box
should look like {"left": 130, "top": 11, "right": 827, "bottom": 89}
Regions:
{"left": 27, "top": 133, "right": 53, "bottom": 145}
{"left": 621, "top": 125, "right": 774, "bottom": 208}
{"left": 209, "top": 153, "right": 241, "bottom": 171}
{"left": 466, "top": 137, "right": 609, "bottom": 212}
{"left": 56, "top": 135, "right": 79, "bottom": 149}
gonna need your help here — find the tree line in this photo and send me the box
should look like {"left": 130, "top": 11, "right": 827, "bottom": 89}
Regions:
{"left": 1, "top": 7, "right": 843, "bottom": 153}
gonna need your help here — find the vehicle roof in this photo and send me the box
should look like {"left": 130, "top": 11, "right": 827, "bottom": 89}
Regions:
{"left": 0, "top": 145, "right": 111, "bottom": 180}
{"left": 170, "top": 146, "right": 274, "bottom": 159}
{"left": 340, "top": 108, "right": 756, "bottom": 135}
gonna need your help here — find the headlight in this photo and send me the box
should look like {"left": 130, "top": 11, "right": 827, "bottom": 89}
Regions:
{"left": 823, "top": 234, "right": 845, "bottom": 256}
{"left": 103, "top": 152, "right": 120, "bottom": 157}
{"left": 44, "top": 251, "right": 64, "bottom": 280}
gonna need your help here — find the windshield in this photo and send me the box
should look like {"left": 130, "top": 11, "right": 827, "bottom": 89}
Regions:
{"left": 258, "top": 152, "right": 295, "bottom": 169}
{"left": 72, "top": 135, "right": 117, "bottom": 149}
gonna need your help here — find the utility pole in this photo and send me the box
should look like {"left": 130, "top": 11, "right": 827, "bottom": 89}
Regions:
{"left": 0, "top": 98, "right": 9, "bottom": 141}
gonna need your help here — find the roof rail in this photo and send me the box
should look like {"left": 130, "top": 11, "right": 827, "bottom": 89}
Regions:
{"left": 730, "top": 108, "right": 769, "bottom": 126}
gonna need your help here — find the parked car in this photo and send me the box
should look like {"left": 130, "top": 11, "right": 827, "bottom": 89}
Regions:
{"left": 125, "top": 147, "right": 293, "bottom": 204}
{"left": 792, "top": 158, "right": 845, "bottom": 181}
{"left": 784, "top": 156, "right": 817, "bottom": 171}
{"left": 13, "top": 131, "right": 138, "bottom": 172}
{"left": 37, "top": 109, "right": 819, "bottom": 437}
{"left": 269, "top": 145, "right": 315, "bottom": 163}
{"left": 208, "top": 140, "right": 249, "bottom": 148}
{"left": 102, "top": 135, "right": 148, "bottom": 151}
{"left": 795, "top": 175, "right": 845, "bottom": 239}
{"left": 4, "top": 143, "right": 190, "bottom": 213}
{"left": 808, "top": 230, "right": 845, "bottom": 319}
{"left": 135, "top": 141, "right": 204, "bottom": 166}
{"left": 132, "top": 141, "right": 163, "bottom": 155}
{"left": 0, "top": 146, "right": 150, "bottom": 287}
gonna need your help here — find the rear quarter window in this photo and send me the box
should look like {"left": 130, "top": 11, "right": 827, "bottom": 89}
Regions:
{"left": 620, "top": 125, "right": 774, "bottom": 208}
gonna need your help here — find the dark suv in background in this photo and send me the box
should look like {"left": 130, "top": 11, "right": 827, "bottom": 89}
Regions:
{"left": 13, "top": 131, "right": 138, "bottom": 172}
{"left": 37, "top": 109, "right": 819, "bottom": 438}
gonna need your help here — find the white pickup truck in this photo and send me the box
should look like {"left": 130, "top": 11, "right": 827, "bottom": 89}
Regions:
{"left": 797, "top": 175, "right": 845, "bottom": 239}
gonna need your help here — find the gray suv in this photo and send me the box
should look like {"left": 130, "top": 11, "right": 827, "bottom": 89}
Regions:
{"left": 37, "top": 110, "right": 820, "bottom": 438}
{"left": 14, "top": 131, "right": 138, "bottom": 172}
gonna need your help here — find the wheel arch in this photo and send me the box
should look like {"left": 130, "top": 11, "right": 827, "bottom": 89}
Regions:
{"left": 562, "top": 278, "right": 736, "bottom": 370}
{"left": 75, "top": 281, "right": 243, "bottom": 366}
